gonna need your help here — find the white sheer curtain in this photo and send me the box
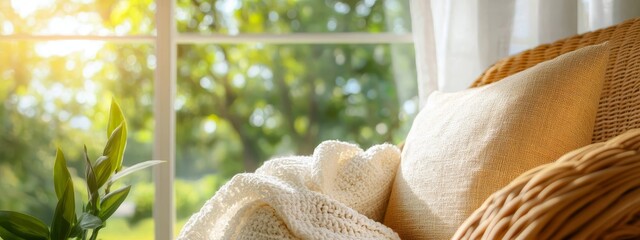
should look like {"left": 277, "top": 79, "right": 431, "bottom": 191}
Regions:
{"left": 411, "top": 0, "right": 640, "bottom": 108}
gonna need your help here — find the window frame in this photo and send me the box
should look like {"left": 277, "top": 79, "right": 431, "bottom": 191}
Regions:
{"left": 0, "top": 0, "right": 413, "bottom": 239}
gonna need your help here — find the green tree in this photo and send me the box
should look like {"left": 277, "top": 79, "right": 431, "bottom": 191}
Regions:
{"left": 172, "top": 0, "right": 416, "bottom": 221}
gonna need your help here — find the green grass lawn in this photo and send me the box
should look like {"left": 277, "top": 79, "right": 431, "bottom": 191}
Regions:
{"left": 98, "top": 218, "right": 188, "bottom": 240}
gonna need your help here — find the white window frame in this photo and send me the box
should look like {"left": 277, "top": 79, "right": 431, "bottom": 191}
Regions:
{"left": 0, "top": 0, "right": 412, "bottom": 239}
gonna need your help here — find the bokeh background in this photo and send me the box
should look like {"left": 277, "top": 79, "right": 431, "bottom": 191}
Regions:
{"left": 0, "top": 0, "right": 416, "bottom": 238}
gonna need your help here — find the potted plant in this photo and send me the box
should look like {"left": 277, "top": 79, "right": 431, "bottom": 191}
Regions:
{"left": 0, "top": 99, "right": 163, "bottom": 240}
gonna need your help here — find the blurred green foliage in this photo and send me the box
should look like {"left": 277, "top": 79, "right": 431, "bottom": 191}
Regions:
{"left": 175, "top": 0, "right": 411, "bottom": 33}
{"left": 0, "top": 0, "right": 416, "bottom": 239}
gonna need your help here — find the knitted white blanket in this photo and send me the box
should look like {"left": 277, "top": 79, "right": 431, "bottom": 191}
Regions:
{"left": 177, "top": 141, "right": 401, "bottom": 239}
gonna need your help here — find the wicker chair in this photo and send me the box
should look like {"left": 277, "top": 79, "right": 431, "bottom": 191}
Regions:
{"left": 453, "top": 18, "right": 640, "bottom": 239}
{"left": 472, "top": 18, "right": 640, "bottom": 144}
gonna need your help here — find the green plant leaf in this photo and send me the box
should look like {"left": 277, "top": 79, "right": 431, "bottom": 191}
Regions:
{"left": 98, "top": 185, "right": 131, "bottom": 221}
{"left": 83, "top": 145, "right": 100, "bottom": 212}
{"left": 94, "top": 155, "right": 108, "bottom": 166}
{"left": 108, "top": 160, "right": 164, "bottom": 184}
{"left": 51, "top": 182, "right": 75, "bottom": 240}
{"left": 51, "top": 148, "right": 75, "bottom": 239}
{"left": 107, "top": 98, "right": 128, "bottom": 173}
{"left": 53, "top": 148, "right": 71, "bottom": 200}
{"left": 61, "top": 180, "right": 76, "bottom": 221}
{"left": 77, "top": 213, "right": 102, "bottom": 230}
{"left": 107, "top": 98, "right": 125, "bottom": 141}
{"left": 94, "top": 124, "right": 123, "bottom": 189}
{"left": 0, "top": 226, "right": 21, "bottom": 240}
{"left": 68, "top": 224, "right": 82, "bottom": 239}
{"left": 0, "top": 211, "right": 49, "bottom": 240}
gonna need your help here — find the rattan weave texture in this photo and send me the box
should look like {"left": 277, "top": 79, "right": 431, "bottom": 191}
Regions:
{"left": 453, "top": 129, "right": 640, "bottom": 240}
{"left": 472, "top": 18, "right": 640, "bottom": 143}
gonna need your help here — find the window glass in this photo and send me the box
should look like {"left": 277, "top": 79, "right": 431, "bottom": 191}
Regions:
{"left": 0, "top": 42, "right": 155, "bottom": 240}
{"left": 0, "top": 0, "right": 155, "bottom": 35}
{"left": 176, "top": 0, "right": 412, "bottom": 34}
{"left": 1, "top": 1, "right": 415, "bottom": 238}
{"left": 175, "top": 43, "right": 417, "bottom": 229}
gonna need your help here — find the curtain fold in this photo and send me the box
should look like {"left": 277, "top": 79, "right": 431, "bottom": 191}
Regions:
{"left": 538, "top": 0, "right": 578, "bottom": 44}
{"left": 409, "top": 0, "right": 438, "bottom": 107}
{"left": 411, "top": 0, "right": 515, "bottom": 107}
{"left": 435, "top": 0, "right": 515, "bottom": 93}
{"left": 478, "top": 0, "right": 516, "bottom": 74}
{"left": 411, "top": 0, "right": 640, "bottom": 108}
{"left": 580, "top": 0, "right": 640, "bottom": 32}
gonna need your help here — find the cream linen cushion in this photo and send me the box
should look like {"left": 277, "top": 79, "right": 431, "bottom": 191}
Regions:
{"left": 383, "top": 43, "right": 610, "bottom": 239}
{"left": 453, "top": 128, "right": 640, "bottom": 240}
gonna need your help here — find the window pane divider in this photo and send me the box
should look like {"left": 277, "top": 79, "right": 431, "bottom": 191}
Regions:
{"left": 176, "top": 32, "right": 413, "bottom": 44}
{"left": 0, "top": 32, "right": 413, "bottom": 44}
{"left": 154, "top": 0, "right": 176, "bottom": 239}
{"left": 0, "top": 35, "right": 155, "bottom": 43}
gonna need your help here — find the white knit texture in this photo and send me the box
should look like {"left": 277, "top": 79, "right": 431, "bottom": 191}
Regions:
{"left": 177, "top": 140, "right": 401, "bottom": 240}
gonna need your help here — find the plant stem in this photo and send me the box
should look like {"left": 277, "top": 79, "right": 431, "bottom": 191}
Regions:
{"left": 89, "top": 227, "right": 102, "bottom": 240}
